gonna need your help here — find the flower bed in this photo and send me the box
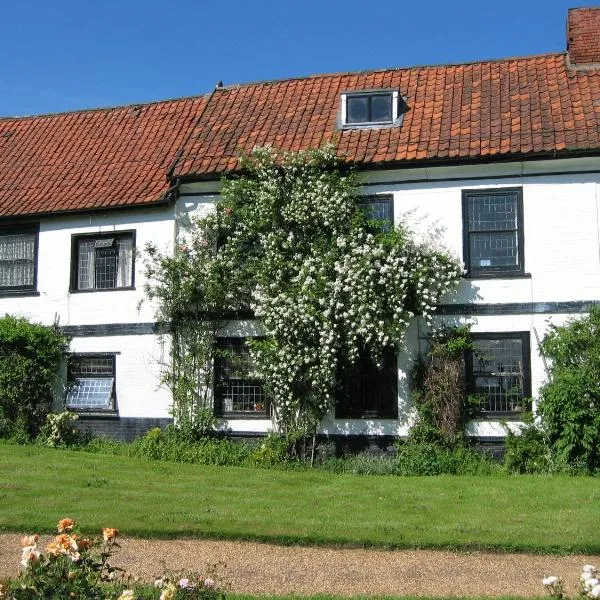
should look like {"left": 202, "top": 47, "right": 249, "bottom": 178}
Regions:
{"left": 0, "top": 518, "right": 225, "bottom": 599}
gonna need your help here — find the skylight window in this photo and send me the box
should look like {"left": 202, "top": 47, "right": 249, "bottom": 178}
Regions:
{"left": 340, "top": 90, "right": 401, "bottom": 128}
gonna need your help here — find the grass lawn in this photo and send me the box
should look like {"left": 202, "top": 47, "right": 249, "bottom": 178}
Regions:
{"left": 1, "top": 444, "right": 599, "bottom": 553}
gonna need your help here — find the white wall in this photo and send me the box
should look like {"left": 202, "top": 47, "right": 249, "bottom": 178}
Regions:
{"left": 0, "top": 206, "right": 175, "bottom": 420}
{"left": 178, "top": 157, "right": 600, "bottom": 437}
{"left": 69, "top": 334, "right": 171, "bottom": 418}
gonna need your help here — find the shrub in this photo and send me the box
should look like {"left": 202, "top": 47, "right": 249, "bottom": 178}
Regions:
{"left": 129, "top": 427, "right": 253, "bottom": 466}
{"left": 3, "top": 518, "right": 226, "bottom": 599}
{"left": 0, "top": 315, "right": 69, "bottom": 440}
{"left": 39, "top": 411, "right": 87, "bottom": 448}
{"left": 395, "top": 441, "right": 499, "bottom": 476}
{"left": 502, "top": 416, "right": 553, "bottom": 474}
{"left": 7, "top": 518, "right": 121, "bottom": 599}
{"left": 537, "top": 307, "right": 600, "bottom": 472}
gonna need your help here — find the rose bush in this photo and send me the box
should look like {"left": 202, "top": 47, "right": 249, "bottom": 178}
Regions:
{"left": 2, "top": 519, "right": 225, "bottom": 600}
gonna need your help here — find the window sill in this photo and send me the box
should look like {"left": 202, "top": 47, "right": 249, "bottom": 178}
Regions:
{"left": 0, "top": 290, "right": 40, "bottom": 298}
{"left": 464, "top": 272, "right": 531, "bottom": 281}
{"left": 335, "top": 414, "right": 398, "bottom": 420}
{"left": 69, "top": 287, "right": 136, "bottom": 294}
{"left": 218, "top": 412, "right": 269, "bottom": 420}
{"left": 70, "top": 410, "right": 119, "bottom": 419}
{"left": 479, "top": 411, "right": 530, "bottom": 421}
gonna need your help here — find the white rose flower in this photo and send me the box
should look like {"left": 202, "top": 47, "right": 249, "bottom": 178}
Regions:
{"left": 543, "top": 576, "right": 559, "bottom": 586}
{"left": 591, "top": 585, "right": 600, "bottom": 598}
{"left": 584, "top": 578, "right": 600, "bottom": 592}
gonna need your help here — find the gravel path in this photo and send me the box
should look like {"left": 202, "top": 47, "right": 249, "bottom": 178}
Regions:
{"left": 1, "top": 534, "right": 598, "bottom": 596}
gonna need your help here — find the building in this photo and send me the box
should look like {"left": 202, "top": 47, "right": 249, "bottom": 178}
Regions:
{"left": 1, "top": 7, "right": 600, "bottom": 445}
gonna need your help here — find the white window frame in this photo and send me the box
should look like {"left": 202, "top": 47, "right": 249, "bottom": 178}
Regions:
{"left": 340, "top": 90, "right": 400, "bottom": 128}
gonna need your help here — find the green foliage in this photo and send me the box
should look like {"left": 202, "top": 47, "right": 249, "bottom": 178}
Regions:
{"left": 0, "top": 315, "right": 69, "bottom": 440}
{"left": 410, "top": 326, "right": 481, "bottom": 447}
{"left": 39, "top": 411, "right": 87, "bottom": 448}
{"left": 502, "top": 415, "right": 553, "bottom": 474}
{"left": 145, "top": 146, "right": 462, "bottom": 439}
{"left": 537, "top": 307, "right": 600, "bottom": 472}
{"left": 395, "top": 442, "right": 499, "bottom": 476}
{"left": 128, "top": 427, "right": 253, "bottom": 466}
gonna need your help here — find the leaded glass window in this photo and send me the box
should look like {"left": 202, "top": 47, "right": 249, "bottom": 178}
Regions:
{"left": 66, "top": 355, "right": 116, "bottom": 411}
{"left": 466, "top": 333, "right": 531, "bottom": 414}
{"left": 73, "top": 232, "right": 134, "bottom": 291}
{"left": 335, "top": 346, "right": 398, "bottom": 419}
{"left": 358, "top": 195, "right": 393, "bottom": 232}
{"left": 462, "top": 188, "right": 524, "bottom": 276}
{"left": 215, "top": 339, "right": 268, "bottom": 415}
{"left": 0, "top": 227, "right": 37, "bottom": 291}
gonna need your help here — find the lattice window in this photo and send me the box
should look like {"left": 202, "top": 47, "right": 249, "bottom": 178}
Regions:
{"left": 463, "top": 189, "right": 523, "bottom": 275}
{"left": 358, "top": 195, "right": 393, "bottom": 232}
{"left": 215, "top": 339, "right": 268, "bottom": 415}
{"left": 74, "top": 233, "right": 134, "bottom": 291}
{"left": 0, "top": 228, "right": 37, "bottom": 290}
{"left": 66, "top": 355, "right": 116, "bottom": 410}
{"left": 466, "top": 333, "right": 531, "bottom": 414}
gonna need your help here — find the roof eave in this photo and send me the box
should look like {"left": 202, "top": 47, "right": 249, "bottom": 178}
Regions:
{"left": 172, "top": 146, "right": 600, "bottom": 183}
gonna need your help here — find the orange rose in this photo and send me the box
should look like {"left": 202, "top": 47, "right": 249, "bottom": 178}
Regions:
{"left": 102, "top": 527, "right": 119, "bottom": 542}
{"left": 77, "top": 538, "right": 93, "bottom": 551}
{"left": 55, "top": 534, "right": 78, "bottom": 552}
{"left": 46, "top": 541, "right": 60, "bottom": 556}
{"left": 57, "top": 518, "right": 75, "bottom": 532}
{"left": 21, "top": 534, "right": 39, "bottom": 547}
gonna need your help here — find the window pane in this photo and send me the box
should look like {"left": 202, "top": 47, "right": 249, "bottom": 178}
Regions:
{"left": 469, "top": 231, "right": 518, "bottom": 268}
{"left": 346, "top": 96, "right": 369, "bottom": 123}
{"left": 76, "top": 234, "right": 133, "bottom": 290}
{"left": 66, "top": 377, "right": 114, "bottom": 409}
{"left": 472, "top": 338, "right": 524, "bottom": 412}
{"left": 216, "top": 341, "right": 267, "bottom": 413}
{"left": 370, "top": 95, "right": 392, "bottom": 122}
{"left": 358, "top": 197, "right": 393, "bottom": 231}
{"left": 0, "top": 233, "right": 35, "bottom": 288}
{"left": 336, "top": 346, "right": 397, "bottom": 418}
{"left": 467, "top": 194, "right": 517, "bottom": 231}
{"left": 116, "top": 237, "right": 133, "bottom": 287}
{"left": 94, "top": 246, "right": 118, "bottom": 289}
{"left": 77, "top": 239, "right": 95, "bottom": 290}
{"left": 75, "top": 356, "right": 114, "bottom": 376}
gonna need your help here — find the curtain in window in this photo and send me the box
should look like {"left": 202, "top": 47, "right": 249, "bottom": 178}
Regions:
{"left": 0, "top": 233, "right": 35, "bottom": 287}
{"left": 116, "top": 237, "right": 133, "bottom": 287}
{"left": 77, "top": 239, "right": 95, "bottom": 290}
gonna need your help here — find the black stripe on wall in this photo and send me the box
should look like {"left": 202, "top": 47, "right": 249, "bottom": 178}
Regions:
{"left": 61, "top": 322, "right": 169, "bottom": 337}
{"left": 61, "top": 301, "right": 599, "bottom": 337}
{"left": 437, "top": 300, "right": 600, "bottom": 316}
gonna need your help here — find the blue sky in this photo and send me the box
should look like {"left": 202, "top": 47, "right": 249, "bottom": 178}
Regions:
{"left": 0, "top": 0, "right": 595, "bottom": 117}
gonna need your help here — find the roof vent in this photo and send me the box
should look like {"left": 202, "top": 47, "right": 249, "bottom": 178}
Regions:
{"left": 567, "top": 7, "right": 600, "bottom": 65}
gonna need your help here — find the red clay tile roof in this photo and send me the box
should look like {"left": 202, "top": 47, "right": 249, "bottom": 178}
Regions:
{"left": 0, "top": 95, "right": 207, "bottom": 218}
{"left": 170, "top": 52, "right": 600, "bottom": 180}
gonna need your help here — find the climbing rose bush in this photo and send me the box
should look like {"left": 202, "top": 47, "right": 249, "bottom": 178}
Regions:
{"left": 145, "top": 145, "right": 462, "bottom": 435}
